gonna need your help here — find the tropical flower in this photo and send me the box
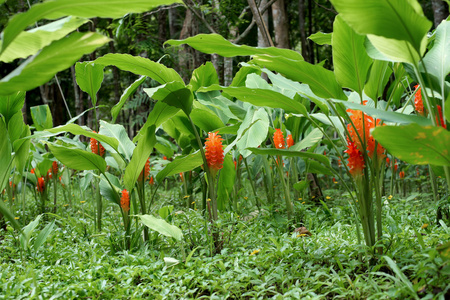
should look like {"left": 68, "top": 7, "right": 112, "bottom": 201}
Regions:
{"left": 344, "top": 139, "right": 365, "bottom": 178}
{"left": 414, "top": 85, "right": 424, "bottom": 116}
{"left": 120, "top": 189, "right": 130, "bottom": 212}
{"left": 399, "top": 171, "right": 405, "bottom": 179}
{"left": 436, "top": 105, "right": 447, "bottom": 129}
{"left": 90, "top": 132, "right": 105, "bottom": 156}
{"left": 138, "top": 158, "right": 151, "bottom": 182}
{"left": 273, "top": 129, "right": 285, "bottom": 149}
{"left": 149, "top": 176, "right": 154, "bottom": 185}
{"left": 286, "top": 134, "right": 294, "bottom": 148}
{"left": 37, "top": 177, "right": 45, "bottom": 193}
{"left": 52, "top": 161, "right": 58, "bottom": 176}
{"left": 205, "top": 131, "right": 224, "bottom": 177}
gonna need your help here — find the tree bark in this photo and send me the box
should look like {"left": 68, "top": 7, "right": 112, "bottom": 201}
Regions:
{"left": 70, "top": 65, "right": 84, "bottom": 126}
{"left": 257, "top": 0, "right": 270, "bottom": 47}
{"left": 108, "top": 29, "right": 121, "bottom": 107}
{"left": 179, "top": 8, "right": 194, "bottom": 83}
{"left": 298, "top": 0, "right": 308, "bottom": 59}
{"left": 431, "top": 0, "right": 449, "bottom": 27}
{"left": 272, "top": 0, "right": 290, "bottom": 48}
{"left": 248, "top": 0, "right": 273, "bottom": 47}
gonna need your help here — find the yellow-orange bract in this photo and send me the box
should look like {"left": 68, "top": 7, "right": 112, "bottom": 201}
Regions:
{"left": 414, "top": 85, "right": 424, "bottom": 116}
{"left": 286, "top": 134, "right": 294, "bottom": 148}
{"left": 90, "top": 131, "right": 105, "bottom": 157}
{"left": 273, "top": 129, "right": 285, "bottom": 149}
{"left": 344, "top": 140, "right": 365, "bottom": 177}
{"left": 205, "top": 132, "right": 224, "bottom": 177}
{"left": 121, "top": 189, "right": 130, "bottom": 212}
{"left": 37, "top": 177, "right": 45, "bottom": 193}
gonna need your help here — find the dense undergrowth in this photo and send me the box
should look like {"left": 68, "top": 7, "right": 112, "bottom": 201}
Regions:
{"left": 1, "top": 186, "right": 449, "bottom": 299}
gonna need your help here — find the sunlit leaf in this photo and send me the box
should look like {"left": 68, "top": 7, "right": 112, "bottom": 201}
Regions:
{"left": 138, "top": 214, "right": 183, "bottom": 241}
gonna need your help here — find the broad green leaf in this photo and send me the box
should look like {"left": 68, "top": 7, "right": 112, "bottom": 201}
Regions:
{"left": 30, "top": 105, "right": 53, "bottom": 131}
{"left": 99, "top": 173, "right": 121, "bottom": 205}
{"left": 422, "top": 20, "right": 450, "bottom": 97}
{"left": 46, "top": 142, "right": 106, "bottom": 172}
{"left": 13, "top": 125, "right": 31, "bottom": 175}
{"left": 250, "top": 55, "right": 347, "bottom": 100}
{"left": 156, "top": 151, "right": 202, "bottom": 182}
{"left": 189, "top": 62, "right": 219, "bottom": 91}
{"left": 154, "top": 136, "right": 175, "bottom": 158}
{"left": 99, "top": 120, "right": 134, "bottom": 161}
{"left": 364, "top": 60, "right": 392, "bottom": 101}
{"left": 135, "top": 101, "right": 180, "bottom": 142}
{"left": 236, "top": 107, "right": 269, "bottom": 158}
{"left": 8, "top": 111, "right": 24, "bottom": 143}
{"left": 144, "top": 81, "right": 193, "bottom": 116}
{"left": 308, "top": 32, "right": 332, "bottom": 45}
{"left": 336, "top": 101, "right": 432, "bottom": 125}
{"left": 111, "top": 75, "right": 146, "bottom": 122}
{"left": 0, "top": 32, "right": 109, "bottom": 96}
{"left": 0, "top": 0, "right": 183, "bottom": 54}
{"left": 372, "top": 124, "right": 450, "bottom": 166}
{"left": 248, "top": 148, "right": 330, "bottom": 166}
{"left": 230, "top": 66, "right": 261, "bottom": 87}
{"left": 190, "top": 106, "right": 224, "bottom": 132}
{"left": 93, "top": 53, "right": 183, "bottom": 84}
{"left": 293, "top": 180, "right": 308, "bottom": 192}
{"left": 75, "top": 62, "right": 104, "bottom": 105}
{"left": 330, "top": 0, "right": 432, "bottom": 64}
{"left": 33, "top": 220, "right": 55, "bottom": 252}
{"left": 199, "top": 85, "right": 307, "bottom": 115}
{"left": 165, "top": 33, "right": 304, "bottom": 61}
{"left": 46, "top": 123, "right": 119, "bottom": 152}
{"left": 158, "top": 205, "right": 174, "bottom": 219}
{"left": 383, "top": 256, "right": 417, "bottom": 297}
{"left": 290, "top": 128, "right": 323, "bottom": 151}
{"left": 0, "top": 16, "right": 87, "bottom": 63}
{"left": 332, "top": 15, "right": 373, "bottom": 94}
{"left": 20, "top": 215, "right": 42, "bottom": 250}
{"left": 0, "top": 91, "right": 25, "bottom": 124}
{"left": 307, "top": 160, "right": 333, "bottom": 175}
{"left": 217, "top": 154, "right": 235, "bottom": 211}
{"left": 123, "top": 125, "right": 156, "bottom": 191}
{"left": 138, "top": 214, "right": 183, "bottom": 241}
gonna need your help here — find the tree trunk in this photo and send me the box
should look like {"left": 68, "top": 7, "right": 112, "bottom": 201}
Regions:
{"left": 158, "top": 8, "right": 168, "bottom": 43}
{"left": 257, "top": 0, "right": 270, "bottom": 47}
{"left": 108, "top": 29, "right": 121, "bottom": 106}
{"left": 431, "top": 0, "right": 449, "bottom": 27}
{"left": 179, "top": 8, "right": 194, "bottom": 83}
{"left": 272, "top": 0, "right": 290, "bottom": 48}
{"left": 70, "top": 65, "right": 84, "bottom": 126}
{"left": 169, "top": 7, "right": 177, "bottom": 38}
{"left": 298, "top": 0, "right": 308, "bottom": 60}
{"left": 307, "top": 0, "right": 315, "bottom": 63}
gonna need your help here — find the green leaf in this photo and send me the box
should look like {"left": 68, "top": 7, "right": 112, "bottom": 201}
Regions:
{"left": 165, "top": 33, "right": 304, "bottom": 61}
{"left": 372, "top": 124, "right": 450, "bottom": 166}
{"left": 308, "top": 32, "right": 332, "bottom": 45}
{"left": 13, "top": 125, "right": 31, "bottom": 175}
{"left": 330, "top": 0, "right": 432, "bottom": 64}
{"left": 75, "top": 62, "right": 104, "bottom": 106}
{"left": 189, "top": 62, "right": 219, "bottom": 91}
{"left": 46, "top": 123, "right": 119, "bottom": 152}
{"left": 0, "top": 91, "right": 25, "bottom": 124}
{"left": 199, "top": 85, "right": 307, "bottom": 115}
{"left": 46, "top": 142, "right": 106, "bottom": 172}
{"left": 93, "top": 53, "right": 183, "bottom": 84}
{"left": 0, "top": 0, "right": 183, "bottom": 54}
{"left": 123, "top": 125, "right": 156, "bottom": 191}
{"left": 248, "top": 148, "right": 330, "bottom": 166}
{"left": 156, "top": 151, "right": 202, "bottom": 182}
{"left": 33, "top": 220, "right": 55, "bottom": 252}
{"left": 422, "top": 20, "right": 450, "bottom": 97}
{"left": 290, "top": 128, "right": 323, "bottom": 151}
{"left": 20, "top": 215, "right": 42, "bottom": 250}
{"left": 99, "top": 120, "right": 134, "bottom": 161}
{"left": 293, "top": 180, "right": 308, "bottom": 192}
{"left": 144, "top": 81, "right": 193, "bottom": 116}
{"left": 383, "top": 256, "right": 417, "bottom": 297}
{"left": 235, "top": 107, "right": 269, "bottom": 158}
{"left": 230, "top": 66, "right": 261, "bottom": 87}
{"left": 138, "top": 214, "right": 183, "bottom": 241}
{"left": 0, "top": 32, "right": 110, "bottom": 96}
{"left": 0, "top": 16, "right": 87, "bottom": 63}
{"left": 250, "top": 55, "right": 347, "bottom": 100}
{"left": 30, "top": 105, "right": 53, "bottom": 131}
{"left": 332, "top": 15, "right": 373, "bottom": 94}
{"left": 99, "top": 173, "right": 121, "bottom": 205}
{"left": 111, "top": 75, "right": 146, "bottom": 123}
{"left": 217, "top": 154, "right": 235, "bottom": 211}
{"left": 437, "top": 241, "right": 450, "bottom": 260}
{"left": 364, "top": 60, "right": 393, "bottom": 101}
{"left": 190, "top": 103, "right": 224, "bottom": 132}
{"left": 307, "top": 160, "right": 333, "bottom": 175}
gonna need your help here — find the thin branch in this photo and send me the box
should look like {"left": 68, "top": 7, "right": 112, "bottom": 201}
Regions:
{"left": 313, "top": 0, "right": 338, "bottom": 15}
{"left": 142, "top": 3, "right": 185, "bottom": 16}
{"left": 182, "top": 0, "right": 217, "bottom": 34}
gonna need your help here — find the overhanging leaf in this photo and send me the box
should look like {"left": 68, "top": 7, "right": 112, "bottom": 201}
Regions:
{"left": 247, "top": 148, "right": 330, "bottom": 166}
{"left": 156, "top": 151, "right": 202, "bottom": 182}
{"left": 46, "top": 142, "right": 107, "bottom": 172}
{"left": 111, "top": 75, "right": 146, "bottom": 122}
{"left": 75, "top": 61, "right": 104, "bottom": 105}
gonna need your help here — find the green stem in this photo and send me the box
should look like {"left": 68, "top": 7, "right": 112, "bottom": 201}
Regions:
{"left": 243, "top": 157, "right": 261, "bottom": 210}
{"left": 275, "top": 155, "right": 293, "bottom": 220}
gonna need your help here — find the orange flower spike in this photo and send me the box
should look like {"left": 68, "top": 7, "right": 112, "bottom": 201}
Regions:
{"left": 273, "top": 129, "right": 285, "bottom": 149}
{"left": 90, "top": 132, "right": 105, "bottom": 156}
{"left": 37, "top": 177, "right": 45, "bottom": 193}
{"left": 205, "top": 132, "right": 224, "bottom": 177}
{"left": 120, "top": 189, "right": 130, "bottom": 212}
{"left": 399, "top": 171, "right": 405, "bottom": 179}
{"left": 414, "top": 85, "right": 424, "bottom": 116}
{"left": 286, "top": 134, "right": 294, "bottom": 148}
{"left": 149, "top": 176, "right": 155, "bottom": 185}
{"left": 52, "top": 161, "right": 58, "bottom": 176}
{"left": 344, "top": 140, "right": 365, "bottom": 178}
{"left": 144, "top": 158, "right": 150, "bottom": 179}
{"left": 31, "top": 168, "right": 35, "bottom": 174}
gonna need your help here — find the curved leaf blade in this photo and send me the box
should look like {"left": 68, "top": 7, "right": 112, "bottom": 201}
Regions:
{"left": 46, "top": 142, "right": 107, "bottom": 172}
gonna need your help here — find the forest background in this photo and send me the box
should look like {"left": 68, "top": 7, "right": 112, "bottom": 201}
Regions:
{"left": 1, "top": 0, "right": 448, "bottom": 137}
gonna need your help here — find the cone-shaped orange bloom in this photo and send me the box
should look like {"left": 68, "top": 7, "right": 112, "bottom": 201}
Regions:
{"left": 273, "top": 129, "right": 285, "bottom": 149}
{"left": 139, "top": 158, "right": 151, "bottom": 182}
{"left": 149, "top": 176, "right": 154, "bottom": 185}
{"left": 344, "top": 140, "right": 365, "bottom": 177}
{"left": 414, "top": 85, "right": 424, "bottom": 116}
{"left": 121, "top": 189, "right": 130, "bottom": 212}
{"left": 399, "top": 171, "right": 405, "bottom": 179}
{"left": 205, "top": 131, "right": 224, "bottom": 177}
{"left": 436, "top": 105, "right": 447, "bottom": 129}
{"left": 286, "top": 134, "right": 294, "bottom": 148}
{"left": 37, "top": 177, "right": 45, "bottom": 193}
{"left": 52, "top": 161, "right": 58, "bottom": 176}
{"left": 90, "top": 132, "right": 105, "bottom": 157}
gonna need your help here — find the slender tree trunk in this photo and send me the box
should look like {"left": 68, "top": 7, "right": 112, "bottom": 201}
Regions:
{"left": 257, "top": 0, "right": 269, "bottom": 47}
{"left": 298, "top": 0, "right": 308, "bottom": 60}
{"left": 431, "top": 0, "right": 449, "bottom": 27}
{"left": 179, "top": 9, "right": 193, "bottom": 83}
{"left": 108, "top": 29, "right": 121, "bottom": 106}
{"left": 169, "top": 7, "right": 177, "bottom": 38}
{"left": 158, "top": 9, "right": 168, "bottom": 43}
{"left": 272, "top": 0, "right": 290, "bottom": 48}
{"left": 307, "top": 0, "right": 315, "bottom": 63}
{"left": 70, "top": 65, "right": 85, "bottom": 126}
